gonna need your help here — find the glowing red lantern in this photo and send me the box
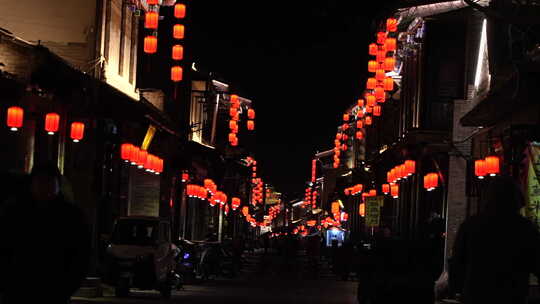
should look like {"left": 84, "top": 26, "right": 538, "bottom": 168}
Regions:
{"left": 342, "top": 144, "right": 347, "bottom": 151}
{"left": 366, "top": 78, "right": 377, "bottom": 90}
{"left": 357, "top": 111, "right": 364, "bottom": 119}
{"left": 365, "top": 116, "right": 372, "bottom": 125}
{"left": 366, "top": 106, "right": 373, "bottom": 113}
{"left": 475, "top": 159, "right": 486, "bottom": 179}
{"left": 359, "top": 203, "right": 365, "bottom": 217}
{"left": 387, "top": 18, "right": 398, "bottom": 32}
{"left": 173, "top": 24, "right": 185, "bottom": 39}
{"left": 6, "top": 106, "right": 23, "bottom": 131}
{"left": 369, "top": 43, "right": 378, "bottom": 56}
{"left": 145, "top": 11, "right": 159, "bottom": 29}
{"left": 45, "top": 113, "right": 60, "bottom": 135}
{"left": 174, "top": 3, "right": 186, "bottom": 18}
{"left": 343, "top": 113, "right": 349, "bottom": 121}
{"left": 391, "top": 184, "right": 399, "bottom": 198}
{"left": 385, "top": 38, "right": 397, "bottom": 51}
{"left": 171, "top": 66, "right": 183, "bottom": 82}
{"left": 405, "top": 160, "right": 416, "bottom": 176}
{"left": 121, "top": 143, "right": 133, "bottom": 162}
{"left": 377, "top": 32, "right": 387, "bottom": 45}
{"left": 369, "top": 189, "right": 377, "bottom": 196}
{"left": 374, "top": 87, "right": 385, "bottom": 100}
{"left": 229, "top": 120, "right": 238, "bottom": 130}
{"left": 245, "top": 108, "right": 254, "bottom": 120}
{"left": 70, "top": 122, "right": 84, "bottom": 142}
{"left": 366, "top": 94, "right": 376, "bottom": 107}
{"left": 368, "top": 60, "right": 379, "bottom": 73}
{"left": 344, "top": 188, "right": 350, "bottom": 195}
{"left": 336, "top": 133, "right": 343, "bottom": 140}
{"left": 424, "top": 173, "right": 439, "bottom": 191}
{"left": 376, "top": 69, "right": 385, "bottom": 81}
{"left": 181, "top": 172, "right": 189, "bottom": 182}
{"left": 357, "top": 120, "right": 363, "bottom": 129}
{"left": 377, "top": 50, "right": 386, "bottom": 63}
{"left": 147, "top": 0, "right": 158, "bottom": 4}
{"left": 137, "top": 150, "right": 148, "bottom": 169}
{"left": 383, "top": 77, "right": 394, "bottom": 91}
{"left": 331, "top": 201, "right": 340, "bottom": 214}
{"left": 356, "top": 131, "right": 364, "bottom": 140}
{"left": 382, "top": 184, "right": 390, "bottom": 194}
{"left": 383, "top": 57, "right": 396, "bottom": 71}
{"left": 144, "top": 36, "right": 157, "bottom": 54}
{"left": 172, "top": 45, "right": 184, "bottom": 60}
{"left": 130, "top": 146, "right": 140, "bottom": 166}
{"left": 247, "top": 120, "right": 255, "bottom": 131}
{"left": 373, "top": 105, "right": 381, "bottom": 117}
{"left": 230, "top": 108, "right": 238, "bottom": 118}
{"left": 485, "top": 156, "right": 500, "bottom": 176}
{"left": 342, "top": 123, "right": 349, "bottom": 131}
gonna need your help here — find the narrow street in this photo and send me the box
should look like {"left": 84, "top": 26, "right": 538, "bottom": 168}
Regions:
{"left": 72, "top": 251, "right": 358, "bottom": 304}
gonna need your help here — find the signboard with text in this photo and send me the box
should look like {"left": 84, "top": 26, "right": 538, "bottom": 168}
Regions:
{"left": 365, "top": 196, "right": 383, "bottom": 227}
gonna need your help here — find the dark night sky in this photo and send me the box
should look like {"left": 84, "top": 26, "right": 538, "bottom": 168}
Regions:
{"left": 188, "top": 1, "right": 399, "bottom": 196}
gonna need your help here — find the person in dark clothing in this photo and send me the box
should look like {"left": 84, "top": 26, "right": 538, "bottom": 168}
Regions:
{"left": 0, "top": 162, "right": 92, "bottom": 304}
{"left": 450, "top": 176, "right": 540, "bottom": 304}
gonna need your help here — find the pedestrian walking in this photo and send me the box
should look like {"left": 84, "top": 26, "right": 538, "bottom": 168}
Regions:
{"left": 450, "top": 176, "right": 540, "bottom": 304}
{"left": 0, "top": 162, "right": 92, "bottom": 304}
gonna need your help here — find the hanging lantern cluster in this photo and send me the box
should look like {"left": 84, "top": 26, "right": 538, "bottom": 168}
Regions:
{"left": 228, "top": 94, "right": 240, "bottom": 146}
{"left": 475, "top": 155, "right": 500, "bottom": 179}
{"left": 143, "top": 1, "right": 160, "bottom": 54}
{"left": 247, "top": 108, "right": 255, "bottom": 131}
{"left": 170, "top": 2, "right": 186, "bottom": 82}
{"left": 311, "top": 190, "right": 318, "bottom": 209}
{"left": 344, "top": 184, "right": 363, "bottom": 196}
{"left": 187, "top": 184, "right": 208, "bottom": 200}
{"left": 120, "top": 143, "right": 163, "bottom": 174}
{"left": 322, "top": 217, "right": 340, "bottom": 228}
{"left": 311, "top": 159, "right": 317, "bottom": 183}
{"left": 252, "top": 178, "right": 263, "bottom": 205}
{"left": 231, "top": 197, "right": 241, "bottom": 210}
{"left": 386, "top": 160, "right": 416, "bottom": 184}
{"left": 304, "top": 187, "right": 312, "bottom": 207}
{"left": 424, "top": 173, "right": 439, "bottom": 191}
{"left": 307, "top": 220, "right": 317, "bottom": 227}
{"left": 359, "top": 203, "right": 366, "bottom": 217}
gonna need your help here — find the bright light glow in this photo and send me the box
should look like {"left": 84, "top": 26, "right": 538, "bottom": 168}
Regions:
{"left": 474, "top": 19, "right": 488, "bottom": 89}
{"left": 10, "top": 127, "right": 17, "bottom": 131}
{"left": 73, "top": 139, "right": 79, "bottom": 143}
{"left": 292, "top": 201, "right": 304, "bottom": 207}
{"left": 48, "top": 132, "right": 54, "bottom": 135}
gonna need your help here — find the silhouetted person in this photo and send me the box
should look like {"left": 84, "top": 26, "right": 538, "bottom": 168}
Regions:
{"left": 0, "top": 162, "right": 92, "bottom": 304}
{"left": 450, "top": 176, "right": 540, "bottom": 304}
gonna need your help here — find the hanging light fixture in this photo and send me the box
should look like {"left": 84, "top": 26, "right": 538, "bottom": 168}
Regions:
{"left": 248, "top": 109, "right": 256, "bottom": 120}
{"left": 387, "top": 18, "right": 398, "bottom": 32}
{"left": 137, "top": 150, "right": 148, "bottom": 169}
{"left": 6, "top": 106, "right": 23, "bottom": 131}
{"left": 475, "top": 159, "right": 487, "bottom": 179}
{"left": 368, "top": 60, "right": 379, "bottom": 73}
{"left": 121, "top": 143, "right": 133, "bottom": 162}
{"left": 144, "top": 11, "right": 159, "bottom": 29}
{"left": 359, "top": 203, "right": 366, "bottom": 217}
{"left": 405, "top": 160, "right": 416, "bottom": 176}
{"left": 366, "top": 94, "right": 376, "bottom": 107}
{"left": 385, "top": 38, "right": 397, "bottom": 51}
{"left": 247, "top": 120, "right": 255, "bottom": 131}
{"left": 365, "top": 116, "right": 372, "bottom": 125}
{"left": 44, "top": 113, "right": 60, "bottom": 135}
{"left": 173, "top": 24, "right": 185, "bottom": 39}
{"left": 343, "top": 113, "right": 350, "bottom": 122}
{"left": 70, "top": 122, "right": 85, "bottom": 142}
{"left": 485, "top": 156, "right": 500, "bottom": 176}
{"left": 357, "top": 99, "right": 365, "bottom": 108}
{"left": 366, "top": 78, "right": 377, "bottom": 90}
{"left": 143, "top": 35, "right": 157, "bottom": 54}
{"left": 391, "top": 184, "right": 399, "bottom": 198}
{"left": 373, "top": 105, "right": 381, "bottom": 117}
{"left": 424, "top": 173, "right": 439, "bottom": 191}
{"left": 376, "top": 50, "right": 386, "bottom": 63}
{"left": 369, "top": 43, "right": 378, "bottom": 56}
{"left": 382, "top": 184, "right": 390, "bottom": 194}
{"left": 172, "top": 45, "right": 184, "bottom": 60}
{"left": 356, "top": 131, "right": 364, "bottom": 140}
{"left": 377, "top": 32, "right": 387, "bottom": 45}
{"left": 181, "top": 172, "right": 189, "bottom": 182}
{"left": 174, "top": 3, "right": 186, "bottom": 18}
{"left": 171, "top": 66, "right": 183, "bottom": 82}
{"left": 374, "top": 87, "right": 385, "bottom": 100}
{"left": 383, "top": 77, "right": 394, "bottom": 91}
{"left": 376, "top": 69, "right": 386, "bottom": 81}
{"left": 357, "top": 120, "right": 364, "bottom": 129}
{"left": 383, "top": 57, "right": 396, "bottom": 71}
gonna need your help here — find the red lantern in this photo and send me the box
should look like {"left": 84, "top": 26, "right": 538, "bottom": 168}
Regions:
{"left": 485, "top": 156, "right": 500, "bottom": 176}
{"left": 359, "top": 203, "right": 365, "bottom": 217}
{"left": 248, "top": 109, "right": 256, "bottom": 120}
{"left": 342, "top": 144, "right": 347, "bottom": 151}
{"left": 174, "top": 3, "right": 186, "bottom": 18}
{"left": 137, "top": 150, "right": 148, "bottom": 169}
{"left": 70, "top": 122, "right": 84, "bottom": 142}
{"left": 391, "top": 184, "right": 399, "bottom": 198}
{"left": 377, "top": 32, "right": 387, "bottom": 45}
{"left": 356, "top": 131, "right": 364, "bottom": 140}
{"left": 336, "top": 133, "right": 343, "bottom": 140}
{"left": 343, "top": 113, "right": 349, "bottom": 122}
{"left": 173, "top": 24, "right": 185, "bottom": 39}
{"left": 376, "top": 69, "right": 385, "bottom": 81}
{"left": 144, "top": 36, "right": 157, "bottom": 54}
{"left": 6, "top": 106, "right": 23, "bottom": 131}
{"left": 382, "top": 184, "right": 390, "bottom": 194}
{"left": 383, "top": 57, "right": 396, "bottom": 71}
{"left": 342, "top": 123, "right": 349, "bottom": 131}
{"left": 385, "top": 38, "right": 397, "bottom": 51}
{"left": 373, "top": 105, "right": 381, "bottom": 117}
{"left": 383, "top": 77, "right": 394, "bottom": 91}
{"left": 387, "top": 18, "right": 398, "bottom": 32}
{"left": 366, "top": 106, "right": 373, "bottom": 113}
{"left": 229, "top": 120, "right": 238, "bottom": 130}
{"left": 366, "top": 78, "right": 377, "bottom": 90}
{"left": 365, "top": 94, "right": 375, "bottom": 107}
{"left": 365, "top": 116, "right": 372, "bottom": 125}
{"left": 147, "top": 0, "right": 158, "bottom": 4}
{"left": 45, "top": 113, "right": 60, "bottom": 135}
{"left": 356, "top": 120, "right": 364, "bottom": 129}
{"left": 130, "top": 146, "right": 140, "bottom": 165}
{"left": 171, "top": 66, "right": 183, "bottom": 82}
{"left": 121, "top": 143, "right": 133, "bottom": 162}
{"left": 172, "top": 45, "right": 184, "bottom": 60}
{"left": 424, "top": 173, "right": 439, "bottom": 191}
{"left": 374, "top": 87, "right": 385, "bottom": 100}
{"left": 230, "top": 108, "right": 238, "bottom": 118}
{"left": 144, "top": 11, "right": 159, "bottom": 29}
{"left": 369, "top": 189, "right": 377, "bottom": 196}
{"left": 229, "top": 133, "right": 237, "bottom": 142}
{"left": 475, "top": 159, "right": 486, "bottom": 179}
{"left": 368, "top": 60, "right": 379, "bottom": 73}
{"left": 376, "top": 50, "right": 386, "bottom": 63}
{"left": 405, "top": 160, "right": 416, "bottom": 176}
{"left": 357, "top": 111, "right": 364, "bottom": 119}
{"left": 247, "top": 120, "right": 255, "bottom": 131}
{"left": 357, "top": 99, "right": 365, "bottom": 108}
{"left": 181, "top": 172, "right": 189, "bottom": 182}
{"left": 369, "top": 43, "right": 378, "bottom": 56}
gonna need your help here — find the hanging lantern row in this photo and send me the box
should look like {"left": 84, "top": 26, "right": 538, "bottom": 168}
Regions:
{"left": 171, "top": 2, "right": 186, "bottom": 82}
{"left": 143, "top": 1, "right": 159, "bottom": 54}
{"left": 187, "top": 184, "right": 208, "bottom": 200}
{"left": 120, "top": 143, "right": 163, "bottom": 174}
{"left": 311, "top": 159, "right": 317, "bottom": 182}
{"left": 6, "top": 107, "right": 85, "bottom": 142}
{"left": 474, "top": 155, "right": 500, "bottom": 179}
{"left": 344, "top": 184, "right": 363, "bottom": 196}
{"left": 311, "top": 190, "right": 318, "bottom": 209}
{"left": 387, "top": 160, "right": 416, "bottom": 184}
{"left": 424, "top": 173, "right": 439, "bottom": 191}
{"left": 322, "top": 217, "right": 340, "bottom": 228}
{"left": 204, "top": 178, "right": 218, "bottom": 194}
